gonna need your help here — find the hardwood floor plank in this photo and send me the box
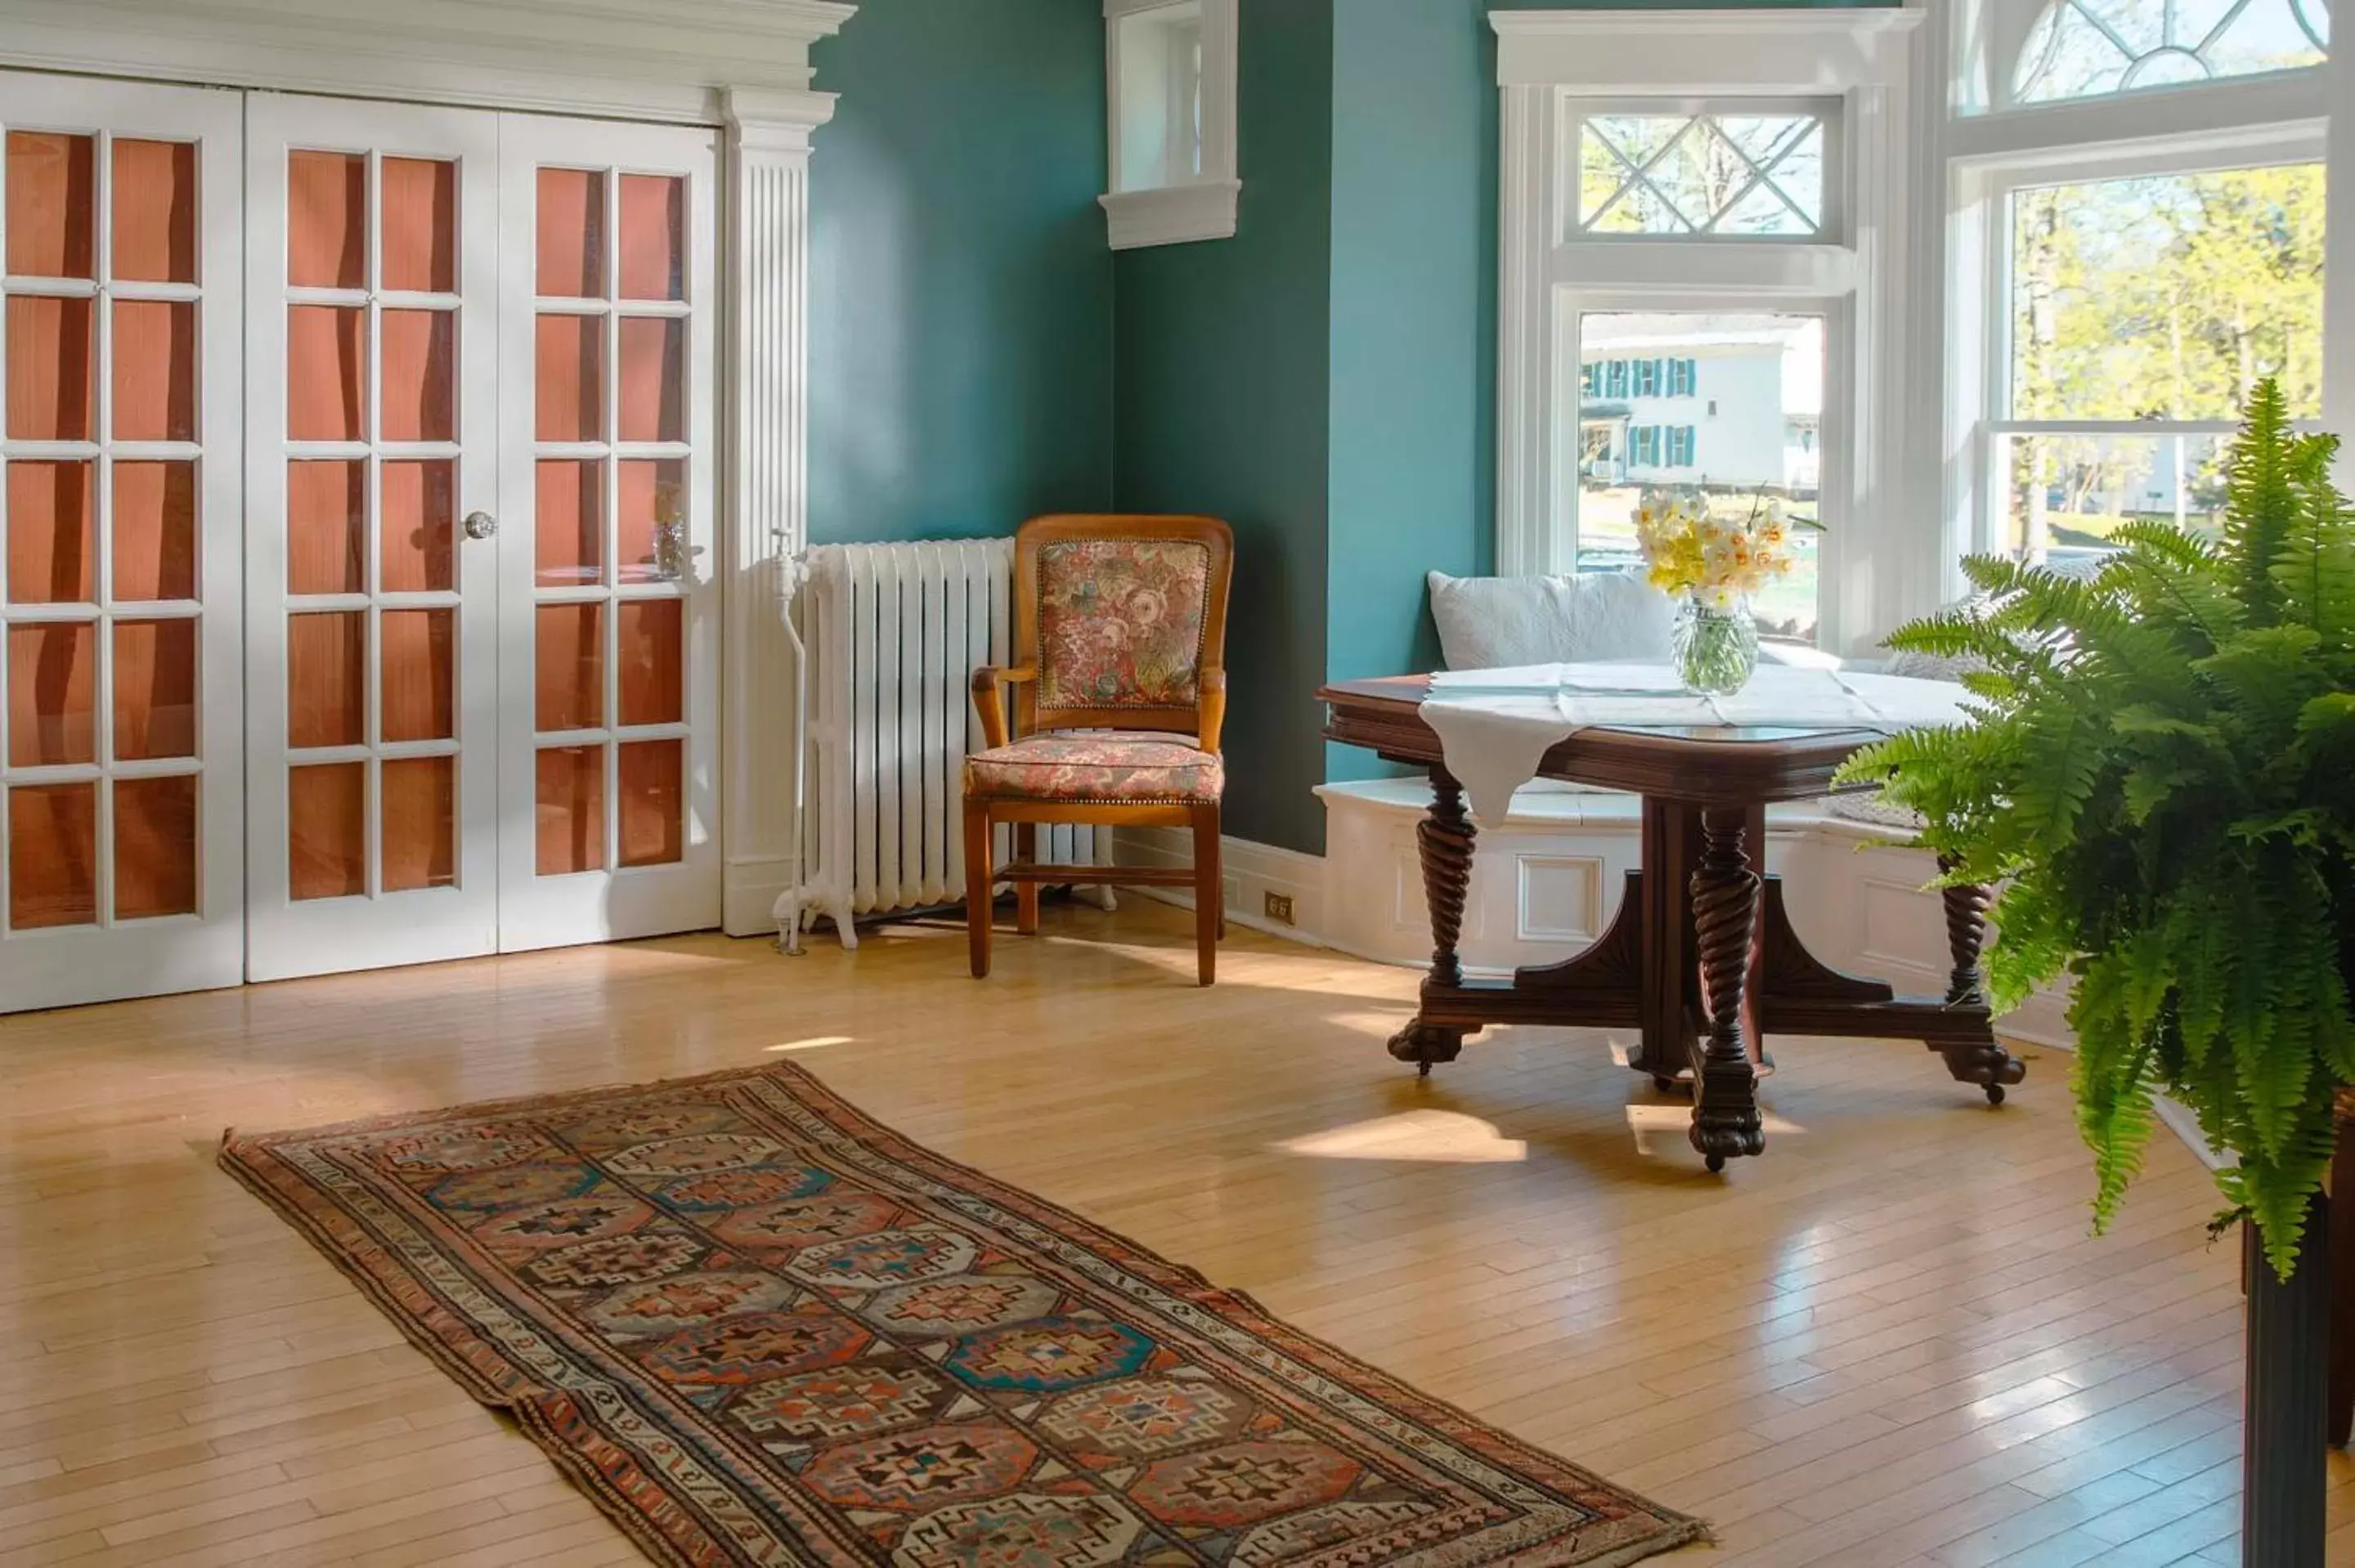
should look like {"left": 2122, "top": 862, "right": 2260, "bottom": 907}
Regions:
{"left": 0, "top": 902, "right": 2341, "bottom": 1565}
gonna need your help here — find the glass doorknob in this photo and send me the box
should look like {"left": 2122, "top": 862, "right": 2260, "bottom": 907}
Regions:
{"left": 464, "top": 510, "right": 498, "bottom": 540}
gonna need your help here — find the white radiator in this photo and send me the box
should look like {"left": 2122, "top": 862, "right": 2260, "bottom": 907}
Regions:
{"left": 776, "top": 540, "right": 1110, "bottom": 950}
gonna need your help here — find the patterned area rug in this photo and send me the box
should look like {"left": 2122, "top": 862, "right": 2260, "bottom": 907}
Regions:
{"left": 220, "top": 1064, "right": 1702, "bottom": 1567}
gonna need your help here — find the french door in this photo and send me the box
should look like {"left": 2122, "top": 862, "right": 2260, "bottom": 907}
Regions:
{"left": 495, "top": 114, "right": 720, "bottom": 952}
{"left": 244, "top": 96, "right": 720, "bottom": 981}
{"left": 0, "top": 76, "right": 245, "bottom": 1011}
{"left": 244, "top": 96, "right": 504, "bottom": 979}
{"left": 1, "top": 83, "right": 721, "bottom": 1004}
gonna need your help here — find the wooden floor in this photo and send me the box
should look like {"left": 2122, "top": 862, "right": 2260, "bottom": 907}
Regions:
{"left": 1, "top": 897, "right": 2350, "bottom": 1566}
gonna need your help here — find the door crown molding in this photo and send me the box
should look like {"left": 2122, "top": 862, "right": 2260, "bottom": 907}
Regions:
{"left": 0, "top": 0, "right": 855, "bottom": 125}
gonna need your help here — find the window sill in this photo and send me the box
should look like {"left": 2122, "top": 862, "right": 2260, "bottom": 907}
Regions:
{"left": 1099, "top": 181, "right": 1240, "bottom": 251}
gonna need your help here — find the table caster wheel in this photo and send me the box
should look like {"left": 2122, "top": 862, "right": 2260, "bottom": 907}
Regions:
{"left": 1388, "top": 1023, "right": 1464, "bottom": 1077}
{"left": 1705, "top": 1154, "right": 1726, "bottom": 1173}
{"left": 1985, "top": 1083, "right": 2006, "bottom": 1106}
{"left": 1653, "top": 1075, "right": 1678, "bottom": 1094}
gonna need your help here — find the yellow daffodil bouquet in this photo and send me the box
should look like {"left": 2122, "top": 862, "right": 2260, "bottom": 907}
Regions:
{"left": 1633, "top": 488, "right": 1816, "bottom": 693}
{"left": 1632, "top": 488, "right": 1806, "bottom": 612}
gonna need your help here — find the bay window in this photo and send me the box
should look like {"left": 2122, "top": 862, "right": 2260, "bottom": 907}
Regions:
{"left": 1496, "top": 2, "right": 2340, "bottom": 647}
{"left": 1941, "top": 0, "right": 2341, "bottom": 583}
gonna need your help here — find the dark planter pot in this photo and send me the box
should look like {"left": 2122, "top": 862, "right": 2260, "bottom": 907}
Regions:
{"left": 2245, "top": 1194, "right": 2328, "bottom": 1566}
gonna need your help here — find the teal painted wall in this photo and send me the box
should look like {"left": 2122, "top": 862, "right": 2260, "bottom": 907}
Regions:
{"left": 1111, "top": 1, "right": 1336, "bottom": 854}
{"left": 802, "top": 0, "right": 1894, "bottom": 851}
{"left": 1324, "top": 0, "right": 1496, "bottom": 787}
{"left": 808, "top": 0, "right": 1114, "bottom": 544}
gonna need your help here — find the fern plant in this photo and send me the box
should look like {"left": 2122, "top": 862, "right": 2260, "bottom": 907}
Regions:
{"left": 1837, "top": 380, "right": 2355, "bottom": 1279}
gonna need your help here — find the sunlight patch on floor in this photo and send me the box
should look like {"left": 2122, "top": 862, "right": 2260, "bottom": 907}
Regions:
{"left": 767, "top": 1035, "right": 855, "bottom": 1054}
{"left": 1272, "top": 1109, "right": 1528, "bottom": 1163}
{"left": 1623, "top": 1101, "right": 1808, "bottom": 1157}
{"left": 867, "top": 921, "right": 965, "bottom": 941}
{"left": 1317, "top": 1010, "right": 1420, "bottom": 1039}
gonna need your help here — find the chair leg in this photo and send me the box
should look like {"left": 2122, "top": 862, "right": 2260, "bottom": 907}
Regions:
{"left": 964, "top": 800, "right": 994, "bottom": 979}
{"left": 1192, "top": 804, "right": 1222, "bottom": 986}
{"left": 1015, "top": 824, "right": 1040, "bottom": 935}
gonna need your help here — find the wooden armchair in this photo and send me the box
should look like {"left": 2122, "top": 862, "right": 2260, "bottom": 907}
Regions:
{"left": 962, "top": 514, "right": 1234, "bottom": 985}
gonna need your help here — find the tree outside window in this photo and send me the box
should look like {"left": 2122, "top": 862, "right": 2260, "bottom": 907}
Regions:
{"left": 2003, "top": 163, "right": 2325, "bottom": 567}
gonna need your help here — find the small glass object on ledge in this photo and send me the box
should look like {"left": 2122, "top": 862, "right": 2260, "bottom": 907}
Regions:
{"left": 1673, "top": 595, "right": 1760, "bottom": 695}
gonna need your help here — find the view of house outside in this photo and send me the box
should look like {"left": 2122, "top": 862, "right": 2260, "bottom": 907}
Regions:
{"left": 1573, "top": 311, "right": 1824, "bottom": 640}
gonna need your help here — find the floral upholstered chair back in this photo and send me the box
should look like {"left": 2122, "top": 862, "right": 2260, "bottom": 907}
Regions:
{"left": 1012, "top": 515, "right": 1233, "bottom": 744}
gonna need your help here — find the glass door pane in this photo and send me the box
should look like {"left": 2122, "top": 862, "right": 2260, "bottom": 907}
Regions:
{"left": 0, "top": 74, "right": 242, "bottom": 1014}
{"left": 280, "top": 142, "right": 463, "bottom": 903}
{"left": 527, "top": 163, "right": 689, "bottom": 881}
{"left": 244, "top": 95, "right": 500, "bottom": 983}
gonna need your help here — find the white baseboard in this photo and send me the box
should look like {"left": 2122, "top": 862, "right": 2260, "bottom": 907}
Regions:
{"left": 2154, "top": 1096, "right": 2228, "bottom": 1172}
{"left": 1110, "top": 828, "right": 1330, "bottom": 946}
{"left": 723, "top": 855, "right": 796, "bottom": 940}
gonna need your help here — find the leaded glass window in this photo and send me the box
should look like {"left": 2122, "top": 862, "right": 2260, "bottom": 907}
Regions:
{"left": 2012, "top": 0, "right": 2329, "bottom": 101}
{"left": 1577, "top": 112, "right": 1825, "bottom": 236}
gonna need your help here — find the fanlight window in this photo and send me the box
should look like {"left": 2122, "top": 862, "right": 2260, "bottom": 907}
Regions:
{"left": 2012, "top": 0, "right": 2330, "bottom": 102}
{"left": 1576, "top": 113, "right": 1824, "bottom": 237}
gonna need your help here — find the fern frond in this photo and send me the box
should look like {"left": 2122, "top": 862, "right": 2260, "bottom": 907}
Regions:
{"left": 2270, "top": 439, "right": 2355, "bottom": 650}
{"left": 2223, "top": 378, "right": 2299, "bottom": 622}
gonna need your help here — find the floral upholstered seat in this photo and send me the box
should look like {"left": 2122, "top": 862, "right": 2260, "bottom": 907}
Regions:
{"left": 962, "top": 732, "right": 1223, "bottom": 804}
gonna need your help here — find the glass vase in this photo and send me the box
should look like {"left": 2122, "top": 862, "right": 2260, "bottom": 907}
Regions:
{"left": 1673, "top": 595, "right": 1759, "bottom": 695}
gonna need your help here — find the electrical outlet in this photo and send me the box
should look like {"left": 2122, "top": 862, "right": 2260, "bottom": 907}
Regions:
{"left": 1263, "top": 892, "right": 1296, "bottom": 925}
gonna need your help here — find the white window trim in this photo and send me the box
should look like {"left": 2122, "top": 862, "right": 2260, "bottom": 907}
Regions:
{"left": 1101, "top": 0, "right": 1240, "bottom": 251}
{"left": 1928, "top": 0, "right": 2348, "bottom": 596}
{"left": 2334, "top": 40, "right": 2355, "bottom": 490}
{"left": 1492, "top": 6, "right": 1924, "bottom": 654}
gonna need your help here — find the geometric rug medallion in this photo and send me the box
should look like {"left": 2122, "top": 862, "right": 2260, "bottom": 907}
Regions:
{"left": 221, "top": 1064, "right": 1704, "bottom": 1567}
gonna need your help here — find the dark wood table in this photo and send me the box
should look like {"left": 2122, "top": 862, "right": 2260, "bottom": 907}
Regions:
{"left": 1321, "top": 674, "right": 2025, "bottom": 1171}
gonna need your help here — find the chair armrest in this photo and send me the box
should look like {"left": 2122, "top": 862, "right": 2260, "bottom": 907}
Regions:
{"left": 1199, "top": 667, "right": 1227, "bottom": 755}
{"left": 970, "top": 665, "right": 1036, "bottom": 750}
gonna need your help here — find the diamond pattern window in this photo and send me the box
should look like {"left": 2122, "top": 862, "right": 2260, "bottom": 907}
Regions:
{"left": 1577, "top": 112, "right": 1825, "bottom": 236}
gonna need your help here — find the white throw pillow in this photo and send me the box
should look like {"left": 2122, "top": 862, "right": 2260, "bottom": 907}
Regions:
{"left": 1425, "top": 570, "right": 1677, "bottom": 670}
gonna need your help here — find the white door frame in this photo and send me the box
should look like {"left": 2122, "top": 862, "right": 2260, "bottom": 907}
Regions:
{"left": 0, "top": 72, "right": 245, "bottom": 1010}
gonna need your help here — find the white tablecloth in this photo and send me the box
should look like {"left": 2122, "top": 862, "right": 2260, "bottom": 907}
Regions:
{"left": 1421, "top": 662, "right": 1972, "bottom": 825}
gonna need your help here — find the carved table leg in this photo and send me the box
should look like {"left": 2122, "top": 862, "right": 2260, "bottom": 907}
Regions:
{"left": 1388, "top": 768, "right": 1474, "bottom": 1077}
{"left": 1937, "top": 861, "right": 2026, "bottom": 1104}
{"left": 1689, "top": 808, "right": 1765, "bottom": 1171}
